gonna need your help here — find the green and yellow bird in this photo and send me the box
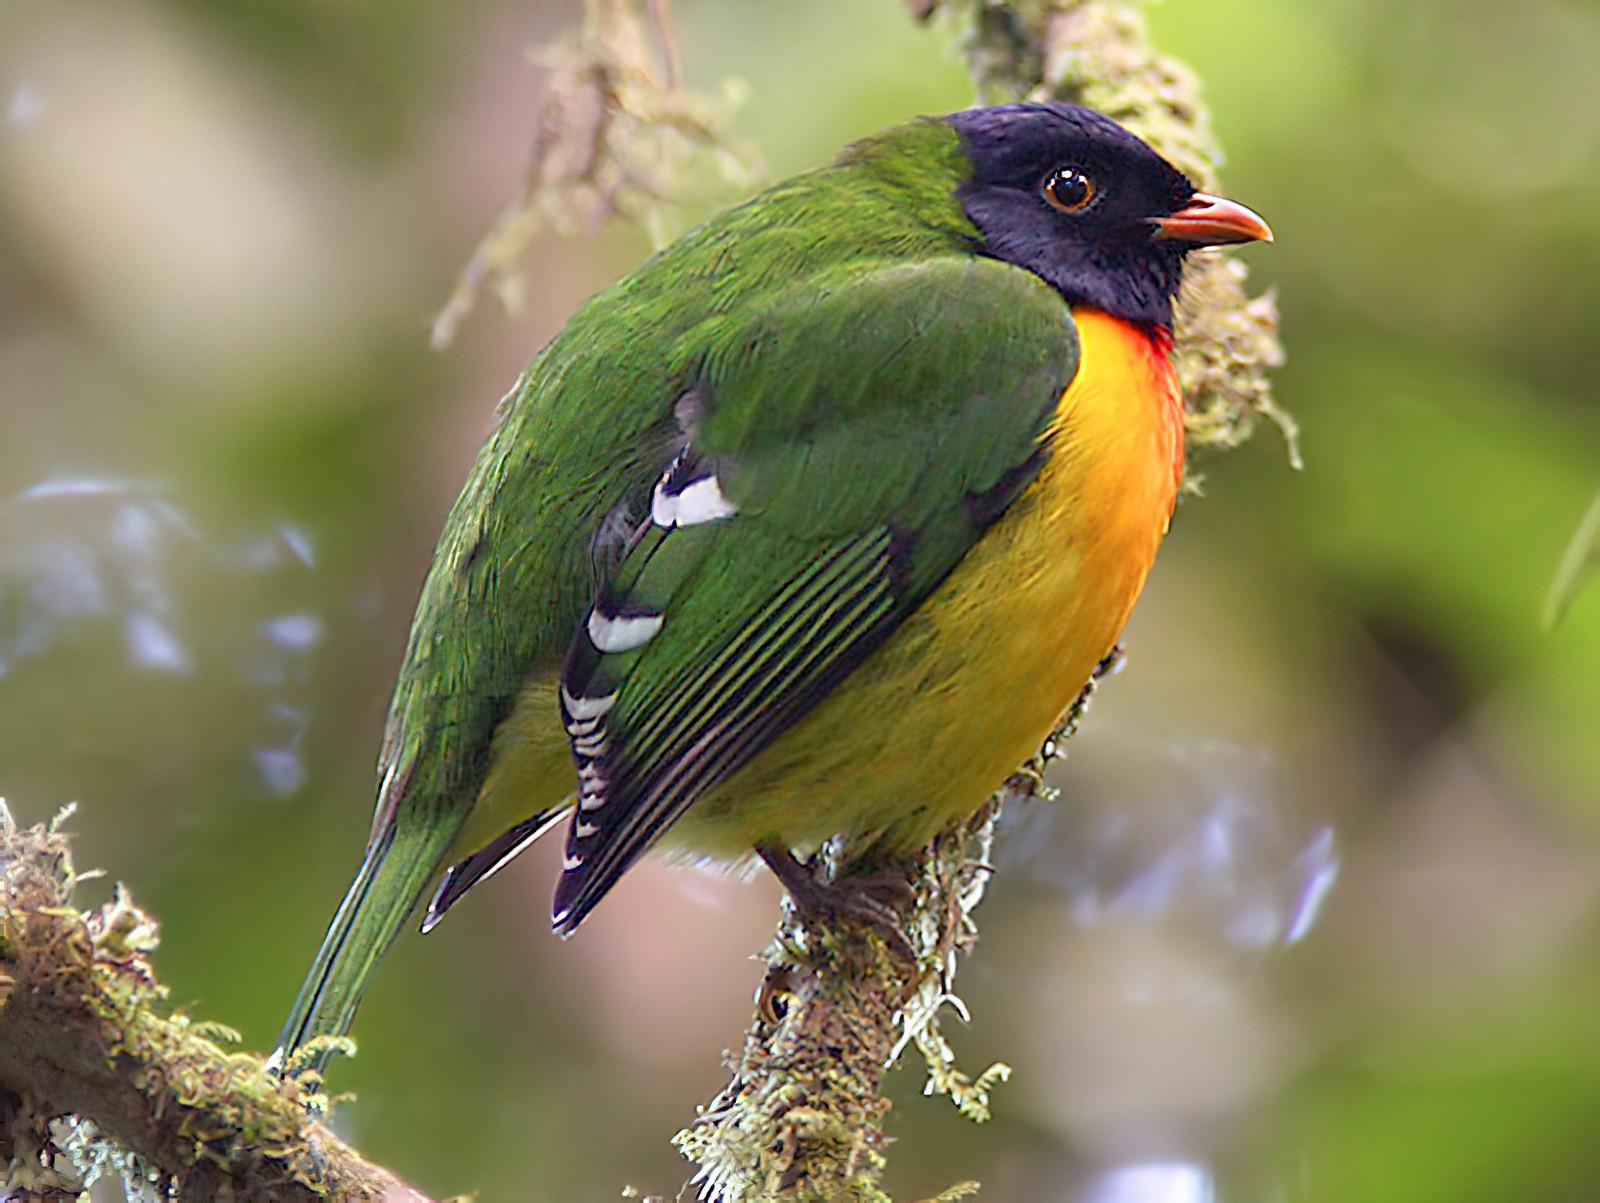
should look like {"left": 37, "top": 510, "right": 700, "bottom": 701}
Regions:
{"left": 276, "top": 102, "right": 1270, "bottom": 1068}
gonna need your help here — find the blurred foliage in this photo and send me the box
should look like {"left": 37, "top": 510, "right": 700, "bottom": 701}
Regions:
{"left": 1546, "top": 491, "right": 1600, "bottom": 629}
{"left": 2, "top": 0, "right": 1599, "bottom": 1200}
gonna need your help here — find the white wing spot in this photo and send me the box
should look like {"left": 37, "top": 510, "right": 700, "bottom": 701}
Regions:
{"left": 673, "top": 475, "right": 739, "bottom": 525}
{"left": 575, "top": 820, "right": 599, "bottom": 838}
{"left": 562, "top": 685, "right": 617, "bottom": 721}
{"left": 562, "top": 851, "right": 584, "bottom": 871}
{"left": 587, "top": 607, "right": 663, "bottom": 654}
{"left": 651, "top": 476, "right": 678, "bottom": 527}
{"left": 651, "top": 465, "right": 739, "bottom": 529}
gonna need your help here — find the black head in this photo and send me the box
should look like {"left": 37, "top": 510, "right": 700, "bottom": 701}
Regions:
{"left": 946, "top": 102, "right": 1270, "bottom": 328}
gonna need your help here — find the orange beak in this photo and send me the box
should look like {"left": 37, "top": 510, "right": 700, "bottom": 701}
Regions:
{"left": 1153, "top": 193, "right": 1273, "bottom": 246}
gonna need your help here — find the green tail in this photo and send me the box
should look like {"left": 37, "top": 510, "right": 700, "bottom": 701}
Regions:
{"left": 275, "top": 814, "right": 457, "bottom": 1076}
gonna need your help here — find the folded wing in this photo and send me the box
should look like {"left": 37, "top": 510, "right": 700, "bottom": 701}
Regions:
{"left": 552, "top": 257, "right": 1080, "bottom": 932}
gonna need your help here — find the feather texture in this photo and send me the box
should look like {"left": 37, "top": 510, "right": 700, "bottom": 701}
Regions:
{"left": 545, "top": 258, "right": 1074, "bottom": 929}
{"left": 276, "top": 103, "right": 1227, "bottom": 1070}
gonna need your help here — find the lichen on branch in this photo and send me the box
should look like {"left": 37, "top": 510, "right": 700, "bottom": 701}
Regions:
{"left": 672, "top": 651, "right": 1122, "bottom": 1203}
{"left": 0, "top": 804, "right": 435, "bottom": 1202}
{"left": 430, "top": 0, "right": 760, "bottom": 351}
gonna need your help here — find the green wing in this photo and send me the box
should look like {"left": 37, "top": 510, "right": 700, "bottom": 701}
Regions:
{"left": 552, "top": 256, "right": 1078, "bottom": 931}
{"left": 277, "top": 119, "right": 992, "bottom": 1069}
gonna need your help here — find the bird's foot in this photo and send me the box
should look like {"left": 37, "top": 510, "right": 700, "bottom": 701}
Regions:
{"left": 755, "top": 843, "right": 917, "bottom": 963}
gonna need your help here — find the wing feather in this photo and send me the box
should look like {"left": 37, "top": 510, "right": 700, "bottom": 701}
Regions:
{"left": 550, "top": 257, "right": 1079, "bottom": 932}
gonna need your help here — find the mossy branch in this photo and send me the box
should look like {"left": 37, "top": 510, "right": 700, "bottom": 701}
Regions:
{"left": 0, "top": 804, "right": 436, "bottom": 1201}
{"left": 673, "top": 655, "right": 1120, "bottom": 1203}
{"left": 430, "top": 0, "right": 760, "bottom": 351}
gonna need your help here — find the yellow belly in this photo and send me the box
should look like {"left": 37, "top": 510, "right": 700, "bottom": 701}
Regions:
{"left": 456, "top": 307, "right": 1182, "bottom": 865}
{"left": 452, "top": 673, "right": 570, "bottom": 858}
{"left": 672, "top": 307, "right": 1182, "bottom": 856}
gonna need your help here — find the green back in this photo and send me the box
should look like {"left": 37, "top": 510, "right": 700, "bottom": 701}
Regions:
{"left": 384, "top": 118, "right": 980, "bottom": 833}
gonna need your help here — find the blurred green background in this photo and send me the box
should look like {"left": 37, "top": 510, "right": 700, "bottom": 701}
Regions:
{"left": 3, "top": 0, "right": 1599, "bottom": 1199}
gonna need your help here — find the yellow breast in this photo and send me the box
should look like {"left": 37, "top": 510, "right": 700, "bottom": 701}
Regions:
{"left": 673, "top": 306, "right": 1184, "bottom": 857}
{"left": 460, "top": 307, "right": 1183, "bottom": 865}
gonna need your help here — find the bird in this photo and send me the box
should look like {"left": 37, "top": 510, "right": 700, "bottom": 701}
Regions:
{"left": 275, "top": 101, "right": 1271, "bottom": 1072}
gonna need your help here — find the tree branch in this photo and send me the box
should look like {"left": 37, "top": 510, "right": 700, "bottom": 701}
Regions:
{"left": 429, "top": 0, "right": 760, "bottom": 351}
{"left": 0, "top": 805, "right": 435, "bottom": 1201}
{"left": 673, "top": 658, "right": 1120, "bottom": 1203}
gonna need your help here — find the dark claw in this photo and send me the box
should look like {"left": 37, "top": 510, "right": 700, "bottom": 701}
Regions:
{"left": 755, "top": 843, "right": 917, "bottom": 962}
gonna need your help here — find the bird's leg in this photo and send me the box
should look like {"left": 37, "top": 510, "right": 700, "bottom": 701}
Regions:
{"left": 754, "top": 841, "right": 916, "bottom": 962}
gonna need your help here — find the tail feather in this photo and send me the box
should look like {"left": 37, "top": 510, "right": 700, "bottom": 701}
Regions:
{"left": 275, "top": 815, "right": 457, "bottom": 1075}
{"left": 421, "top": 806, "right": 568, "bottom": 934}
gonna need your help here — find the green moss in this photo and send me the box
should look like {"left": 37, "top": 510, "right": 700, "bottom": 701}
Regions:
{"left": 0, "top": 804, "right": 416, "bottom": 1199}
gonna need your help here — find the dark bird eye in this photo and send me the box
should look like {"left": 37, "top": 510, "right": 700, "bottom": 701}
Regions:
{"left": 1042, "top": 166, "right": 1095, "bottom": 213}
